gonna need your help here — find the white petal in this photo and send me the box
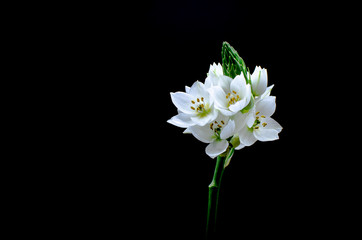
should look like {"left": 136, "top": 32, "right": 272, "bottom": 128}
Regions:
{"left": 238, "top": 126, "right": 257, "bottom": 146}
{"left": 232, "top": 112, "right": 247, "bottom": 133}
{"left": 189, "top": 81, "right": 208, "bottom": 99}
{"left": 256, "top": 96, "right": 276, "bottom": 117}
{"left": 263, "top": 117, "right": 283, "bottom": 133}
{"left": 253, "top": 128, "right": 279, "bottom": 142}
{"left": 229, "top": 98, "right": 246, "bottom": 113}
{"left": 167, "top": 113, "right": 194, "bottom": 128}
{"left": 220, "top": 120, "right": 235, "bottom": 139}
{"left": 189, "top": 125, "right": 214, "bottom": 143}
{"left": 191, "top": 113, "right": 213, "bottom": 126}
{"left": 246, "top": 107, "right": 256, "bottom": 128}
{"left": 170, "top": 92, "right": 194, "bottom": 114}
{"left": 230, "top": 75, "right": 247, "bottom": 96}
{"left": 205, "top": 140, "right": 229, "bottom": 159}
{"left": 183, "top": 127, "right": 192, "bottom": 134}
{"left": 218, "top": 108, "right": 235, "bottom": 116}
{"left": 256, "top": 85, "right": 274, "bottom": 102}
{"left": 204, "top": 76, "right": 212, "bottom": 89}
{"left": 218, "top": 75, "right": 233, "bottom": 93}
{"left": 185, "top": 86, "right": 191, "bottom": 93}
{"left": 251, "top": 67, "right": 267, "bottom": 96}
{"left": 211, "top": 86, "right": 228, "bottom": 109}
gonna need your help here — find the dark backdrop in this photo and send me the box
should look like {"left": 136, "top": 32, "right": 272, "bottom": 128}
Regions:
{"left": 61, "top": 1, "right": 357, "bottom": 239}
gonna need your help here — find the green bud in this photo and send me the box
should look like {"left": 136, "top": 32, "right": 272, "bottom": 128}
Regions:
{"left": 230, "top": 135, "right": 240, "bottom": 149}
{"left": 221, "top": 42, "right": 247, "bottom": 79}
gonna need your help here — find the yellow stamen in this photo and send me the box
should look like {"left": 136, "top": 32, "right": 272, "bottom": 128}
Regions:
{"left": 191, "top": 100, "right": 195, "bottom": 104}
{"left": 261, "top": 115, "right": 266, "bottom": 118}
{"left": 262, "top": 123, "right": 267, "bottom": 127}
{"left": 256, "top": 111, "right": 260, "bottom": 115}
{"left": 197, "top": 98, "right": 200, "bottom": 102}
{"left": 232, "top": 90, "right": 237, "bottom": 94}
{"left": 221, "top": 120, "right": 225, "bottom": 125}
{"left": 191, "top": 106, "right": 195, "bottom": 110}
{"left": 201, "top": 97, "right": 204, "bottom": 102}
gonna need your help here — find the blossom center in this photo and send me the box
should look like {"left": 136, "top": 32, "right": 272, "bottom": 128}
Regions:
{"left": 226, "top": 91, "right": 241, "bottom": 107}
{"left": 249, "top": 111, "right": 267, "bottom": 131}
{"left": 209, "top": 120, "right": 226, "bottom": 140}
{"left": 190, "top": 97, "right": 210, "bottom": 117}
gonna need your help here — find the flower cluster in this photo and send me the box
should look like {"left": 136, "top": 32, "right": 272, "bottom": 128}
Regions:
{"left": 168, "top": 63, "right": 282, "bottom": 159}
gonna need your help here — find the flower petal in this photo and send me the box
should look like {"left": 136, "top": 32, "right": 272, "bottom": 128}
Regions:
{"left": 170, "top": 92, "right": 194, "bottom": 114}
{"left": 230, "top": 75, "right": 247, "bottom": 96}
{"left": 167, "top": 112, "right": 194, "bottom": 128}
{"left": 218, "top": 75, "right": 233, "bottom": 93}
{"left": 210, "top": 86, "right": 228, "bottom": 109}
{"left": 245, "top": 107, "right": 256, "bottom": 128}
{"left": 185, "top": 86, "right": 191, "bottom": 93}
{"left": 251, "top": 66, "right": 267, "bottom": 96}
{"left": 220, "top": 119, "right": 235, "bottom": 139}
{"left": 205, "top": 140, "right": 229, "bottom": 159}
{"left": 189, "top": 81, "right": 208, "bottom": 99}
{"left": 263, "top": 117, "right": 283, "bottom": 133}
{"left": 256, "top": 96, "right": 276, "bottom": 117}
{"left": 229, "top": 98, "right": 246, "bottom": 113}
{"left": 238, "top": 126, "right": 257, "bottom": 146}
{"left": 253, "top": 128, "right": 279, "bottom": 142}
{"left": 232, "top": 112, "right": 247, "bottom": 133}
{"left": 189, "top": 125, "right": 214, "bottom": 143}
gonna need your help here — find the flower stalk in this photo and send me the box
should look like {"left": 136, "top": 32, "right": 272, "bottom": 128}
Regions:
{"left": 206, "top": 147, "right": 234, "bottom": 239}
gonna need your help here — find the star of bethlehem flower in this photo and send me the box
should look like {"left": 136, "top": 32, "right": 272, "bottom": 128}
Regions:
{"left": 210, "top": 74, "right": 251, "bottom": 116}
{"left": 167, "top": 61, "right": 282, "bottom": 160}
{"left": 237, "top": 96, "right": 282, "bottom": 146}
{"left": 188, "top": 113, "right": 244, "bottom": 158}
{"left": 168, "top": 81, "right": 218, "bottom": 127}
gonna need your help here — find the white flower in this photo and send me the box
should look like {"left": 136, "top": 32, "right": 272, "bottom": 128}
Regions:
{"left": 204, "top": 63, "right": 224, "bottom": 88}
{"left": 238, "top": 96, "right": 282, "bottom": 146}
{"left": 168, "top": 81, "right": 218, "bottom": 127}
{"left": 210, "top": 74, "right": 251, "bottom": 116}
{"left": 251, "top": 66, "right": 268, "bottom": 97}
{"left": 188, "top": 114, "right": 237, "bottom": 158}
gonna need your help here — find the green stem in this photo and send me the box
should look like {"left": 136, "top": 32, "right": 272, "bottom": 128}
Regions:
{"left": 206, "top": 148, "right": 234, "bottom": 239}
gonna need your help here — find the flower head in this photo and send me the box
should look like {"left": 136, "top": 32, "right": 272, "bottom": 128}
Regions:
{"left": 168, "top": 81, "right": 218, "bottom": 127}
{"left": 251, "top": 66, "right": 268, "bottom": 97}
{"left": 204, "top": 63, "right": 224, "bottom": 88}
{"left": 238, "top": 96, "right": 282, "bottom": 146}
{"left": 210, "top": 74, "right": 251, "bottom": 116}
{"left": 188, "top": 114, "right": 238, "bottom": 158}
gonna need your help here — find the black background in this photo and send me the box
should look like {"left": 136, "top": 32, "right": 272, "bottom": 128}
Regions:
{"left": 49, "top": 1, "right": 358, "bottom": 239}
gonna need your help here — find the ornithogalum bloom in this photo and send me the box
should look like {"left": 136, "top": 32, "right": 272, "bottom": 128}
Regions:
{"left": 204, "top": 63, "right": 224, "bottom": 88}
{"left": 168, "top": 81, "right": 218, "bottom": 127}
{"left": 251, "top": 66, "right": 268, "bottom": 97}
{"left": 188, "top": 114, "right": 238, "bottom": 158}
{"left": 210, "top": 74, "right": 251, "bottom": 116}
{"left": 238, "top": 96, "right": 282, "bottom": 146}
